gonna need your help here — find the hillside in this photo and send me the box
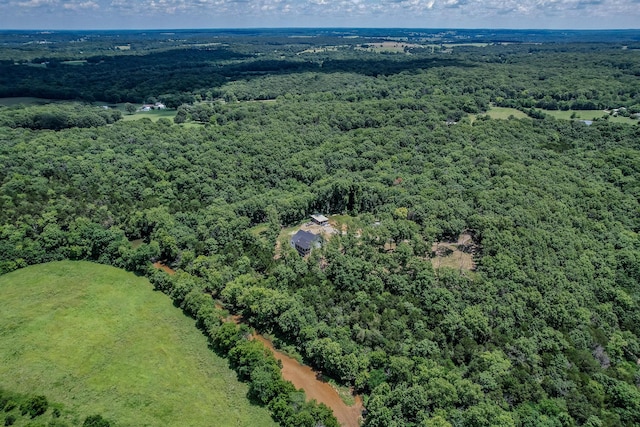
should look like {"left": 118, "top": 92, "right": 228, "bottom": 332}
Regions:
{"left": 0, "top": 261, "right": 276, "bottom": 427}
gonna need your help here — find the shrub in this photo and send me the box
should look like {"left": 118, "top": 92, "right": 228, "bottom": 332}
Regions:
{"left": 20, "top": 395, "right": 48, "bottom": 418}
{"left": 3, "top": 401, "right": 16, "bottom": 413}
{"left": 82, "top": 414, "right": 111, "bottom": 427}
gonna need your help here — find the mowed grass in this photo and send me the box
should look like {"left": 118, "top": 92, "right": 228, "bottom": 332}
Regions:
{"left": 542, "top": 109, "right": 638, "bottom": 125}
{"left": 542, "top": 109, "right": 607, "bottom": 121}
{"left": 470, "top": 107, "right": 528, "bottom": 123}
{"left": 121, "top": 109, "right": 177, "bottom": 122}
{"left": 483, "top": 107, "right": 528, "bottom": 120}
{"left": 475, "top": 107, "right": 638, "bottom": 125}
{"left": 0, "top": 261, "right": 276, "bottom": 427}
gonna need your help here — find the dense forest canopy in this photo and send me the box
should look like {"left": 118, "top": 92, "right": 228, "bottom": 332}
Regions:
{"left": 1, "top": 29, "right": 640, "bottom": 427}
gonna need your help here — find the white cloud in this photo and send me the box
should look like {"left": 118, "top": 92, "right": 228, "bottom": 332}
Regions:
{"left": 63, "top": 1, "right": 99, "bottom": 10}
{"left": 1, "top": 0, "right": 639, "bottom": 28}
{"left": 98, "top": 0, "right": 640, "bottom": 19}
{"left": 15, "top": 0, "right": 58, "bottom": 7}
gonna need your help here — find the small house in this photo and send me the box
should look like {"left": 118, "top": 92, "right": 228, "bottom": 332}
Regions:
{"left": 310, "top": 214, "right": 329, "bottom": 226}
{"left": 291, "top": 230, "right": 322, "bottom": 256}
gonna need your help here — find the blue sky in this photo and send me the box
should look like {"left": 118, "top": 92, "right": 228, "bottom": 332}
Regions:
{"left": 1, "top": 0, "right": 639, "bottom": 30}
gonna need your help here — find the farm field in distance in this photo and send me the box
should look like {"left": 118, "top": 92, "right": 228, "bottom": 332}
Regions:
{"left": 542, "top": 108, "right": 638, "bottom": 124}
{"left": 0, "top": 261, "right": 276, "bottom": 427}
{"left": 121, "top": 108, "right": 177, "bottom": 122}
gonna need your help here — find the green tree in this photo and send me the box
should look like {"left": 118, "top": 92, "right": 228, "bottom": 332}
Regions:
{"left": 19, "top": 395, "right": 48, "bottom": 418}
{"left": 4, "top": 414, "right": 16, "bottom": 426}
{"left": 124, "top": 103, "right": 137, "bottom": 115}
{"left": 83, "top": 414, "right": 111, "bottom": 427}
{"left": 174, "top": 105, "right": 188, "bottom": 124}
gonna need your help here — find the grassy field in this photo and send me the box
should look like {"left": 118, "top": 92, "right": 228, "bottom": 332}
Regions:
{"left": 483, "top": 107, "right": 528, "bottom": 120}
{"left": 542, "top": 109, "right": 607, "bottom": 121}
{"left": 61, "top": 60, "right": 88, "bottom": 66}
{"left": 541, "top": 109, "right": 638, "bottom": 124}
{"left": 248, "top": 223, "right": 270, "bottom": 238}
{"left": 0, "top": 261, "right": 276, "bottom": 427}
{"left": 121, "top": 109, "right": 177, "bottom": 122}
{"left": 470, "top": 107, "right": 529, "bottom": 123}
{"left": 474, "top": 107, "right": 638, "bottom": 125}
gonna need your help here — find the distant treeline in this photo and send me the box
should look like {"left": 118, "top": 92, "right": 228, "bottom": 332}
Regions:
{"left": 1, "top": 42, "right": 639, "bottom": 114}
{"left": 0, "top": 104, "right": 121, "bottom": 130}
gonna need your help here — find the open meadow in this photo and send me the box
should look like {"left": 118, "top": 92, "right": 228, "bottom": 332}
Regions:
{"left": 0, "top": 261, "right": 275, "bottom": 427}
{"left": 474, "top": 106, "right": 639, "bottom": 125}
{"left": 541, "top": 108, "right": 638, "bottom": 124}
{"left": 121, "top": 109, "right": 177, "bottom": 122}
{"left": 481, "top": 106, "right": 528, "bottom": 120}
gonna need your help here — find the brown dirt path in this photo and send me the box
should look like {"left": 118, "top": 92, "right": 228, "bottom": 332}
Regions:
{"left": 153, "top": 261, "right": 176, "bottom": 275}
{"left": 154, "top": 262, "right": 364, "bottom": 426}
{"left": 254, "top": 335, "right": 364, "bottom": 427}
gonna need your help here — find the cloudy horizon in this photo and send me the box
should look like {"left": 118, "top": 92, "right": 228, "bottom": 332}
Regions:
{"left": 1, "top": 0, "right": 639, "bottom": 30}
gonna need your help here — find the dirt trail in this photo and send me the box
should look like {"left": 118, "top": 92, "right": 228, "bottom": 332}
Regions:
{"left": 153, "top": 261, "right": 176, "bottom": 275}
{"left": 154, "top": 262, "right": 364, "bottom": 427}
{"left": 254, "top": 335, "right": 364, "bottom": 427}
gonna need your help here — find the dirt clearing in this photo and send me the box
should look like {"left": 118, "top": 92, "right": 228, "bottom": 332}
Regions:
{"left": 431, "top": 232, "right": 478, "bottom": 272}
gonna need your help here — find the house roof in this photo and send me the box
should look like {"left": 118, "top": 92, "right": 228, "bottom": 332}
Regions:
{"left": 311, "top": 214, "right": 329, "bottom": 223}
{"left": 291, "top": 230, "right": 320, "bottom": 250}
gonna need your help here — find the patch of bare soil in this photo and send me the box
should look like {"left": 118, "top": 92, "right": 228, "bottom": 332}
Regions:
{"left": 301, "top": 221, "right": 338, "bottom": 238}
{"left": 254, "top": 335, "right": 364, "bottom": 427}
{"left": 431, "top": 232, "right": 478, "bottom": 272}
{"left": 153, "top": 261, "right": 175, "bottom": 275}
{"left": 274, "top": 239, "right": 282, "bottom": 260}
{"left": 384, "top": 241, "right": 397, "bottom": 251}
{"left": 274, "top": 221, "right": 339, "bottom": 259}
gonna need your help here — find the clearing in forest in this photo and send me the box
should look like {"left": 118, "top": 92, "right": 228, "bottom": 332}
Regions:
{"left": 482, "top": 107, "right": 529, "bottom": 120}
{"left": 541, "top": 108, "right": 639, "bottom": 125}
{"left": 431, "top": 232, "right": 478, "bottom": 272}
{"left": 274, "top": 215, "right": 348, "bottom": 258}
{"left": 0, "top": 261, "right": 275, "bottom": 427}
{"left": 356, "top": 41, "right": 425, "bottom": 53}
{"left": 475, "top": 106, "right": 639, "bottom": 125}
{"left": 121, "top": 108, "right": 177, "bottom": 122}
